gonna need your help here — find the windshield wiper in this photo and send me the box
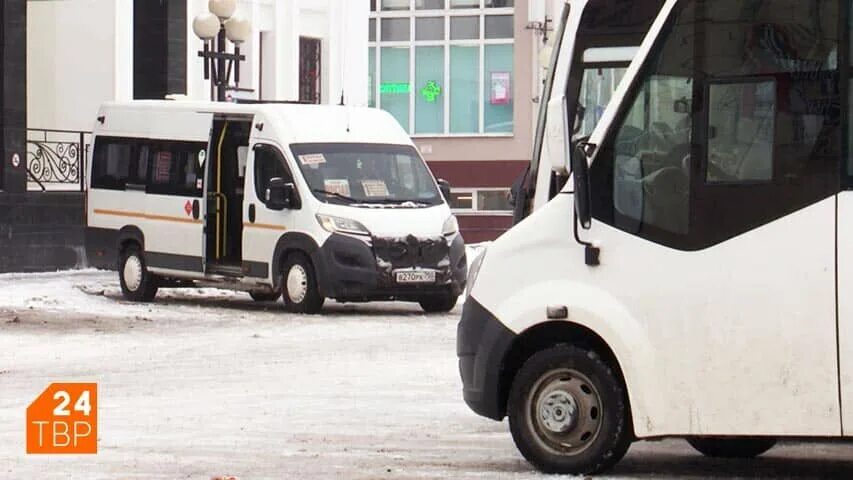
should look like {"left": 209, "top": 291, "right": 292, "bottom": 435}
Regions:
{"left": 312, "top": 189, "right": 360, "bottom": 204}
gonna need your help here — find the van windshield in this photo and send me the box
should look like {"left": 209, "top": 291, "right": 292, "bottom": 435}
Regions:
{"left": 290, "top": 143, "right": 443, "bottom": 206}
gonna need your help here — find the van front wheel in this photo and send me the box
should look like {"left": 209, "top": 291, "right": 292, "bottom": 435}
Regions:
{"left": 119, "top": 246, "right": 159, "bottom": 302}
{"left": 687, "top": 437, "right": 776, "bottom": 458}
{"left": 281, "top": 253, "right": 324, "bottom": 314}
{"left": 508, "top": 345, "right": 632, "bottom": 475}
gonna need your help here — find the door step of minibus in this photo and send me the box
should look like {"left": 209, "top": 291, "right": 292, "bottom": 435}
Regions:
{"left": 206, "top": 264, "right": 244, "bottom": 278}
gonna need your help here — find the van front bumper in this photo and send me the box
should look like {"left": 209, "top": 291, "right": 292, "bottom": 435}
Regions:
{"left": 457, "top": 296, "right": 516, "bottom": 421}
{"left": 312, "top": 233, "right": 467, "bottom": 302}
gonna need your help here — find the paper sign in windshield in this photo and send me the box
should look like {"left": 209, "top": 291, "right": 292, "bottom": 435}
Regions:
{"left": 324, "top": 179, "right": 351, "bottom": 197}
{"left": 299, "top": 153, "right": 327, "bottom": 166}
{"left": 361, "top": 180, "right": 389, "bottom": 197}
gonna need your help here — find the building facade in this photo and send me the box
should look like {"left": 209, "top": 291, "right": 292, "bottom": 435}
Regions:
{"left": 27, "top": 0, "right": 369, "bottom": 132}
{"left": 368, "top": 0, "right": 561, "bottom": 242}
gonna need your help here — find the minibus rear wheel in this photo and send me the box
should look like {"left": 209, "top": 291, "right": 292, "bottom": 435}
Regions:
{"left": 281, "top": 253, "right": 324, "bottom": 314}
{"left": 687, "top": 437, "right": 776, "bottom": 458}
{"left": 508, "top": 345, "right": 632, "bottom": 475}
{"left": 118, "top": 245, "right": 159, "bottom": 302}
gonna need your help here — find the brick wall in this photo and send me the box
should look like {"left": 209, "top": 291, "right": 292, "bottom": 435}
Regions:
{"left": 0, "top": 193, "right": 86, "bottom": 273}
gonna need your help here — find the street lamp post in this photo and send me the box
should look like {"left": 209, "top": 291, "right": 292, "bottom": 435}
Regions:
{"left": 193, "top": 0, "right": 252, "bottom": 102}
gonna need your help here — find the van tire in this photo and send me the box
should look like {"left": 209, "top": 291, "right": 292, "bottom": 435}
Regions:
{"left": 281, "top": 253, "right": 324, "bottom": 314}
{"left": 508, "top": 345, "right": 632, "bottom": 475}
{"left": 119, "top": 245, "right": 159, "bottom": 302}
{"left": 418, "top": 294, "right": 459, "bottom": 313}
{"left": 249, "top": 291, "right": 282, "bottom": 303}
{"left": 687, "top": 437, "right": 776, "bottom": 458}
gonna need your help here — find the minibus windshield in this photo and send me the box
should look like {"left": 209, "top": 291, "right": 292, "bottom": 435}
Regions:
{"left": 290, "top": 143, "right": 443, "bottom": 207}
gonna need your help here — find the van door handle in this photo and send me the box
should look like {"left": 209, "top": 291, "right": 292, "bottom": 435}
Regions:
{"left": 192, "top": 200, "right": 200, "bottom": 220}
{"left": 248, "top": 203, "right": 256, "bottom": 223}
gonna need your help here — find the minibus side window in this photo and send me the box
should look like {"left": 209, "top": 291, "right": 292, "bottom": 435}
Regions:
{"left": 91, "top": 139, "right": 132, "bottom": 191}
{"left": 145, "top": 141, "right": 206, "bottom": 197}
{"left": 254, "top": 145, "right": 294, "bottom": 201}
{"left": 590, "top": 0, "right": 840, "bottom": 251}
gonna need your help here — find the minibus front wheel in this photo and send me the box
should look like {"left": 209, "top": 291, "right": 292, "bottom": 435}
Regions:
{"left": 118, "top": 245, "right": 159, "bottom": 302}
{"left": 281, "top": 253, "right": 325, "bottom": 314}
{"left": 507, "top": 345, "right": 631, "bottom": 475}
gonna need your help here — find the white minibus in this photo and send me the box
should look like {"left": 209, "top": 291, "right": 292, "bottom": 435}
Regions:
{"left": 86, "top": 101, "right": 466, "bottom": 313}
{"left": 460, "top": 0, "right": 853, "bottom": 474}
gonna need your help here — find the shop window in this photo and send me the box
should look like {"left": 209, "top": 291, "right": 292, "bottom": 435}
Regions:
{"left": 368, "top": 48, "right": 377, "bottom": 108}
{"left": 450, "top": 46, "right": 480, "bottom": 133}
{"left": 416, "top": 17, "right": 445, "bottom": 41}
{"left": 484, "top": 44, "right": 513, "bottom": 133}
{"left": 477, "top": 190, "right": 511, "bottom": 211}
{"left": 380, "top": 47, "right": 411, "bottom": 131}
{"left": 484, "top": 15, "right": 513, "bottom": 38}
{"left": 450, "top": 191, "right": 474, "bottom": 210}
{"left": 450, "top": 188, "right": 512, "bottom": 213}
{"left": 381, "top": 18, "right": 410, "bottom": 41}
{"left": 417, "top": 0, "right": 445, "bottom": 9}
{"left": 382, "top": 0, "right": 409, "bottom": 10}
{"left": 370, "top": 3, "right": 514, "bottom": 136}
{"left": 415, "top": 47, "right": 445, "bottom": 134}
{"left": 451, "top": 0, "right": 479, "bottom": 8}
{"left": 450, "top": 16, "right": 479, "bottom": 39}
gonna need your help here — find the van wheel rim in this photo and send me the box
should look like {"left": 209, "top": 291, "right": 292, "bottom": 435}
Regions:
{"left": 286, "top": 265, "right": 309, "bottom": 304}
{"left": 123, "top": 255, "right": 144, "bottom": 292}
{"left": 527, "top": 368, "right": 603, "bottom": 456}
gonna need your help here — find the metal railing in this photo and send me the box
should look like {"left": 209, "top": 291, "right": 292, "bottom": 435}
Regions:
{"left": 26, "top": 128, "right": 92, "bottom": 192}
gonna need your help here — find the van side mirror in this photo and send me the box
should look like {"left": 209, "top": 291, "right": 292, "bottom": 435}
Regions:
{"left": 266, "top": 177, "right": 296, "bottom": 211}
{"left": 572, "top": 144, "right": 592, "bottom": 229}
{"left": 437, "top": 178, "right": 452, "bottom": 202}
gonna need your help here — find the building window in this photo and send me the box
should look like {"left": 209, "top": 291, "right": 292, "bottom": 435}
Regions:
{"left": 299, "top": 37, "right": 322, "bottom": 104}
{"left": 449, "top": 188, "right": 512, "bottom": 213}
{"left": 369, "top": 0, "right": 514, "bottom": 136}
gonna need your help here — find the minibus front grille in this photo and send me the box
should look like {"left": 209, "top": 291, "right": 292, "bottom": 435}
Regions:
{"left": 373, "top": 236, "right": 450, "bottom": 269}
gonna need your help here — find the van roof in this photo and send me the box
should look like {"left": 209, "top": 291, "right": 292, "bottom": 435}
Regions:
{"left": 95, "top": 100, "right": 414, "bottom": 147}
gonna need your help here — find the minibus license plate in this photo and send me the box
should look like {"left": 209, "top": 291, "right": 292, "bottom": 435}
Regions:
{"left": 395, "top": 270, "right": 436, "bottom": 284}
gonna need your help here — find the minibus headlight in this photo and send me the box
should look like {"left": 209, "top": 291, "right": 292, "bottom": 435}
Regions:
{"left": 442, "top": 215, "right": 459, "bottom": 236}
{"left": 467, "top": 247, "right": 487, "bottom": 293}
{"left": 316, "top": 214, "right": 371, "bottom": 236}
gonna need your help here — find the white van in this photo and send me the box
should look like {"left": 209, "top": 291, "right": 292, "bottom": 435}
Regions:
{"left": 86, "top": 101, "right": 466, "bottom": 313}
{"left": 460, "top": 0, "right": 853, "bottom": 475}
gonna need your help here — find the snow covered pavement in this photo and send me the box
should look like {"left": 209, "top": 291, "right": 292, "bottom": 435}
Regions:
{"left": 2, "top": 270, "right": 853, "bottom": 479}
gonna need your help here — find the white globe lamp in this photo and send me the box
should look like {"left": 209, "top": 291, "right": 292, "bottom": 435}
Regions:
{"left": 193, "top": 12, "right": 221, "bottom": 40}
{"left": 224, "top": 14, "right": 252, "bottom": 44}
{"left": 209, "top": 0, "right": 237, "bottom": 20}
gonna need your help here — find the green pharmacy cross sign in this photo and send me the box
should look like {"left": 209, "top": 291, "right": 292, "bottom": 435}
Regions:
{"left": 421, "top": 81, "right": 442, "bottom": 103}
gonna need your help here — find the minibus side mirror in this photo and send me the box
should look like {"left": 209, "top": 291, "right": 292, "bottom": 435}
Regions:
{"left": 437, "top": 178, "right": 452, "bottom": 202}
{"left": 266, "top": 177, "right": 296, "bottom": 211}
{"left": 572, "top": 144, "right": 592, "bottom": 229}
